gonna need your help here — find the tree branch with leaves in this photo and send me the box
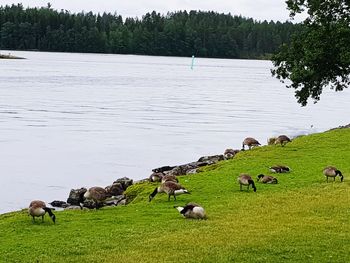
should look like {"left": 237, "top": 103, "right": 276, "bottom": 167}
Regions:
{"left": 271, "top": 0, "right": 350, "bottom": 106}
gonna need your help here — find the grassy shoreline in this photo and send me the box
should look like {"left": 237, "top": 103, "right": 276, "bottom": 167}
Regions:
{"left": 1, "top": 128, "right": 349, "bottom": 262}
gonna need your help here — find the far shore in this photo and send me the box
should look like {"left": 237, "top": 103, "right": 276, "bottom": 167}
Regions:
{"left": 0, "top": 54, "right": 25, "bottom": 59}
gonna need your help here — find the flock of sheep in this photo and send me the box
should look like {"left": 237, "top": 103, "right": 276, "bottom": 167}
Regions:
{"left": 28, "top": 135, "right": 344, "bottom": 223}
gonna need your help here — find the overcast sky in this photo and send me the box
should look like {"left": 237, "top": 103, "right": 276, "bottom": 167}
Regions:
{"left": 0, "top": 0, "right": 303, "bottom": 22}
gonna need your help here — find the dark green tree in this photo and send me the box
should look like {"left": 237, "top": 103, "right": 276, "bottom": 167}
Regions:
{"left": 0, "top": 4, "right": 299, "bottom": 60}
{"left": 271, "top": 0, "right": 350, "bottom": 106}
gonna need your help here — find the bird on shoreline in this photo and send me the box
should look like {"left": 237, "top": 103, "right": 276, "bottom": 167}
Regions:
{"left": 224, "top": 148, "right": 240, "bottom": 159}
{"left": 28, "top": 200, "right": 56, "bottom": 224}
{"left": 174, "top": 203, "right": 206, "bottom": 219}
{"left": 149, "top": 181, "right": 190, "bottom": 202}
{"left": 238, "top": 174, "right": 257, "bottom": 192}
{"left": 257, "top": 174, "right": 278, "bottom": 184}
{"left": 83, "top": 187, "right": 109, "bottom": 209}
{"left": 161, "top": 174, "right": 178, "bottom": 183}
{"left": 323, "top": 166, "right": 343, "bottom": 182}
{"left": 149, "top": 172, "right": 164, "bottom": 182}
{"left": 275, "top": 135, "right": 291, "bottom": 146}
{"left": 242, "top": 137, "right": 261, "bottom": 150}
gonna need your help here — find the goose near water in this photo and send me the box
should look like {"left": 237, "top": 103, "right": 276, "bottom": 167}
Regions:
{"left": 149, "top": 172, "right": 164, "bottom": 182}
{"left": 174, "top": 203, "right": 206, "bottom": 219}
{"left": 238, "top": 174, "right": 257, "bottom": 192}
{"left": 323, "top": 166, "right": 343, "bottom": 182}
{"left": 275, "top": 135, "right": 291, "bottom": 146}
{"left": 84, "top": 187, "right": 109, "bottom": 208}
{"left": 257, "top": 174, "right": 278, "bottom": 184}
{"left": 149, "top": 181, "right": 190, "bottom": 202}
{"left": 28, "top": 200, "right": 56, "bottom": 223}
{"left": 242, "top": 137, "right": 261, "bottom": 150}
{"left": 161, "top": 174, "right": 178, "bottom": 183}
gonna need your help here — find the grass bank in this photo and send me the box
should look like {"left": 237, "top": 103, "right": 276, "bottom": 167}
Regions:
{"left": 1, "top": 128, "right": 349, "bottom": 262}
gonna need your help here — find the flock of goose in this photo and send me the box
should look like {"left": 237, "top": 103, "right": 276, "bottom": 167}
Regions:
{"left": 28, "top": 135, "right": 344, "bottom": 223}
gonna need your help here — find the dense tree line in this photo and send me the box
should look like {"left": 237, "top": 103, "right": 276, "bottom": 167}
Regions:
{"left": 0, "top": 3, "right": 299, "bottom": 59}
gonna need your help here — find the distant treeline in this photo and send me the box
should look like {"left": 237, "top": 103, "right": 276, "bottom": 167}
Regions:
{"left": 0, "top": 3, "right": 300, "bottom": 59}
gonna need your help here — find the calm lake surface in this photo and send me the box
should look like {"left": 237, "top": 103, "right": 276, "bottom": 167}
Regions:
{"left": 0, "top": 51, "right": 349, "bottom": 214}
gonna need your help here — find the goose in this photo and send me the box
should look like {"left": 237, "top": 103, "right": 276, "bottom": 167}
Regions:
{"left": 149, "top": 172, "right": 164, "bottom": 182}
{"left": 83, "top": 187, "right": 109, "bottom": 209}
{"left": 257, "top": 174, "right": 278, "bottom": 184}
{"left": 269, "top": 165, "right": 290, "bottom": 173}
{"left": 242, "top": 137, "right": 261, "bottom": 150}
{"left": 323, "top": 166, "right": 343, "bottom": 182}
{"left": 267, "top": 137, "right": 277, "bottom": 145}
{"left": 149, "top": 181, "right": 190, "bottom": 202}
{"left": 224, "top": 148, "right": 240, "bottom": 159}
{"left": 275, "top": 135, "right": 291, "bottom": 146}
{"left": 237, "top": 174, "right": 257, "bottom": 192}
{"left": 161, "top": 174, "right": 178, "bottom": 183}
{"left": 174, "top": 203, "right": 206, "bottom": 219}
{"left": 28, "top": 200, "right": 56, "bottom": 223}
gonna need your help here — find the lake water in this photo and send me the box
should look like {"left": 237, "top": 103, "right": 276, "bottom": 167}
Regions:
{"left": 0, "top": 50, "right": 349, "bottom": 214}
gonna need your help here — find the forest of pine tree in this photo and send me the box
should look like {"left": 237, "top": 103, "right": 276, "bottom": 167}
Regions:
{"left": 0, "top": 3, "right": 299, "bottom": 59}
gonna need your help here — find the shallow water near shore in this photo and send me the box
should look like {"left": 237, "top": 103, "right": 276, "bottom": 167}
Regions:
{"left": 0, "top": 50, "right": 349, "bottom": 214}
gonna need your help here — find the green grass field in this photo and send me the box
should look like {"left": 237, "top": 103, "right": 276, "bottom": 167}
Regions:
{"left": 1, "top": 128, "right": 349, "bottom": 262}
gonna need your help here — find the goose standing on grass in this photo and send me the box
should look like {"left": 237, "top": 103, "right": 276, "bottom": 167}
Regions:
{"left": 323, "top": 166, "right": 343, "bottom": 182}
{"left": 238, "top": 174, "right": 257, "bottom": 192}
{"left": 242, "top": 137, "right": 261, "bottom": 150}
{"left": 269, "top": 165, "right": 290, "bottom": 173}
{"left": 174, "top": 203, "right": 206, "bottom": 219}
{"left": 84, "top": 187, "right": 109, "bottom": 209}
{"left": 161, "top": 174, "right": 178, "bottom": 183}
{"left": 257, "top": 174, "right": 278, "bottom": 184}
{"left": 149, "top": 181, "right": 190, "bottom": 202}
{"left": 149, "top": 172, "right": 164, "bottom": 182}
{"left": 28, "top": 200, "right": 56, "bottom": 224}
{"left": 275, "top": 135, "right": 291, "bottom": 146}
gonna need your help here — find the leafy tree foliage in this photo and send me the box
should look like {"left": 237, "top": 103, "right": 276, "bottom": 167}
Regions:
{"left": 0, "top": 4, "right": 297, "bottom": 59}
{"left": 271, "top": 0, "right": 350, "bottom": 106}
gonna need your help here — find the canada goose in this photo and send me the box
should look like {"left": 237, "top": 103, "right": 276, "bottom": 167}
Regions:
{"left": 237, "top": 174, "right": 257, "bottom": 192}
{"left": 174, "top": 202, "right": 206, "bottom": 219}
{"left": 275, "top": 135, "right": 291, "bottom": 146}
{"left": 269, "top": 165, "right": 290, "bottom": 173}
{"left": 28, "top": 200, "right": 56, "bottom": 224}
{"left": 267, "top": 137, "right": 277, "bottom": 145}
{"left": 152, "top": 166, "right": 176, "bottom": 173}
{"left": 242, "top": 137, "right": 261, "bottom": 150}
{"left": 84, "top": 187, "right": 109, "bottom": 208}
{"left": 224, "top": 148, "right": 240, "bottom": 159}
{"left": 161, "top": 174, "right": 178, "bottom": 183}
{"left": 149, "top": 181, "right": 190, "bottom": 202}
{"left": 149, "top": 172, "right": 164, "bottom": 182}
{"left": 323, "top": 166, "right": 343, "bottom": 182}
{"left": 257, "top": 174, "right": 278, "bottom": 184}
